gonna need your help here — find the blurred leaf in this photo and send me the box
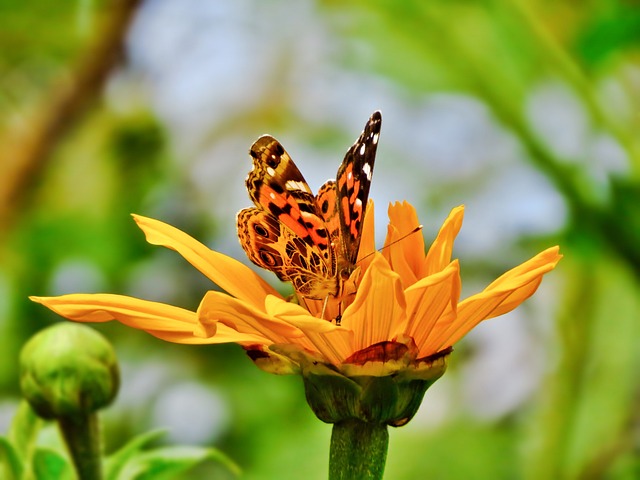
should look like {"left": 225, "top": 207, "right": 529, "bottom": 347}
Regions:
{"left": 387, "top": 419, "right": 518, "bottom": 479}
{"left": 116, "top": 446, "right": 240, "bottom": 480}
{"left": 576, "top": 4, "right": 640, "bottom": 67}
{"left": 0, "top": 436, "right": 22, "bottom": 480}
{"left": 605, "top": 177, "right": 640, "bottom": 273}
{"left": 106, "top": 429, "right": 240, "bottom": 480}
{"left": 564, "top": 255, "right": 640, "bottom": 478}
{"left": 8, "top": 402, "right": 42, "bottom": 459}
{"left": 105, "top": 429, "right": 167, "bottom": 480}
{"left": 1, "top": 403, "right": 57, "bottom": 480}
{"left": 524, "top": 250, "right": 640, "bottom": 479}
{"left": 31, "top": 448, "right": 73, "bottom": 480}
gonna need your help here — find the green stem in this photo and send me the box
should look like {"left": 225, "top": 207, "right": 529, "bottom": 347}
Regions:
{"left": 329, "top": 419, "right": 388, "bottom": 480}
{"left": 58, "top": 413, "right": 102, "bottom": 480}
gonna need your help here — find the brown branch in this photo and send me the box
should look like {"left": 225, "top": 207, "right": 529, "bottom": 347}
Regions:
{"left": 0, "top": 0, "right": 143, "bottom": 233}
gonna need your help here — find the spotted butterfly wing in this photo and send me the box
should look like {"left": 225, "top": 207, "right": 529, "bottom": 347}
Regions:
{"left": 334, "top": 110, "right": 381, "bottom": 271}
{"left": 246, "top": 135, "right": 329, "bottom": 249}
{"left": 237, "top": 111, "right": 382, "bottom": 301}
{"left": 238, "top": 136, "right": 338, "bottom": 298}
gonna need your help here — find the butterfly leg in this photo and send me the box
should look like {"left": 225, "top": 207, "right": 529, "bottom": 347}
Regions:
{"left": 318, "top": 294, "right": 342, "bottom": 326}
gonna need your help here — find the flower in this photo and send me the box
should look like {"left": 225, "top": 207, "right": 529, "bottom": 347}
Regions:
{"left": 31, "top": 202, "right": 561, "bottom": 424}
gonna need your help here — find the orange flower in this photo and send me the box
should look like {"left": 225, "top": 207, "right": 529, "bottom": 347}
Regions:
{"left": 31, "top": 201, "right": 561, "bottom": 381}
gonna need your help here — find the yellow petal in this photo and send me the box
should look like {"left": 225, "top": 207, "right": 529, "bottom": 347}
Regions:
{"left": 295, "top": 328, "right": 355, "bottom": 366}
{"left": 342, "top": 253, "right": 406, "bottom": 353}
{"left": 385, "top": 224, "right": 418, "bottom": 288}
{"left": 264, "top": 295, "right": 339, "bottom": 333}
{"left": 423, "top": 206, "right": 464, "bottom": 277}
{"left": 433, "top": 246, "right": 562, "bottom": 348}
{"left": 356, "top": 199, "right": 376, "bottom": 273}
{"left": 384, "top": 201, "right": 424, "bottom": 285}
{"left": 132, "top": 215, "right": 279, "bottom": 307}
{"left": 30, "top": 294, "right": 266, "bottom": 345}
{"left": 401, "top": 260, "right": 460, "bottom": 349}
{"left": 198, "top": 291, "right": 303, "bottom": 343}
{"left": 264, "top": 295, "right": 354, "bottom": 364}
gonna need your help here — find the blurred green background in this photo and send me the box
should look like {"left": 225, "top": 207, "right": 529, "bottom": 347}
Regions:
{"left": 1, "top": 0, "right": 639, "bottom": 478}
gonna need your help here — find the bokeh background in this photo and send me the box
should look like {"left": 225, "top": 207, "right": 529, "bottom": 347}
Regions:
{"left": 1, "top": 0, "right": 639, "bottom": 478}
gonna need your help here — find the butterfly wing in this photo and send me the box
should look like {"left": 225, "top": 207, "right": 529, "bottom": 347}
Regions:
{"left": 315, "top": 179, "right": 340, "bottom": 241}
{"left": 335, "top": 111, "right": 382, "bottom": 268}
{"left": 240, "top": 135, "right": 338, "bottom": 298}
{"left": 238, "top": 112, "right": 382, "bottom": 301}
{"left": 237, "top": 208, "right": 336, "bottom": 297}
{"left": 247, "top": 135, "right": 332, "bottom": 254}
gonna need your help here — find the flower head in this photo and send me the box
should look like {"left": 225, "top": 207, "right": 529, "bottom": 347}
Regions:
{"left": 31, "top": 202, "right": 560, "bottom": 383}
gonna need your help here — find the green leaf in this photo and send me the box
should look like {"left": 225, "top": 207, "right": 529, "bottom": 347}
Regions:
{"left": 105, "top": 430, "right": 167, "bottom": 480}
{"left": 0, "top": 436, "right": 23, "bottom": 480}
{"left": 32, "top": 448, "right": 73, "bottom": 480}
{"left": 116, "top": 446, "right": 240, "bottom": 480}
{"left": 576, "top": 5, "right": 640, "bottom": 67}
{"left": 8, "top": 401, "right": 42, "bottom": 458}
{"left": 1, "top": 402, "right": 44, "bottom": 480}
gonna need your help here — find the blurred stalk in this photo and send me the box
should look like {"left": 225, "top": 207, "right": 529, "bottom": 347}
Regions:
{"left": 523, "top": 258, "right": 596, "bottom": 479}
{"left": 439, "top": 2, "right": 640, "bottom": 278}
{"left": 389, "top": 2, "right": 596, "bottom": 206}
{"left": 59, "top": 413, "right": 103, "bottom": 480}
{"left": 507, "top": 0, "right": 640, "bottom": 174}
{"left": 524, "top": 252, "right": 640, "bottom": 479}
{"left": 0, "top": 0, "right": 143, "bottom": 236}
{"left": 401, "top": 1, "right": 640, "bottom": 277}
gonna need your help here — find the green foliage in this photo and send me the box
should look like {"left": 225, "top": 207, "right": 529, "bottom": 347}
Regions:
{"left": 0, "top": 402, "right": 41, "bottom": 479}
{"left": 0, "top": 403, "right": 239, "bottom": 480}
{"left": 523, "top": 250, "right": 640, "bottom": 479}
{"left": 105, "top": 430, "right": 240, "bottom": 480}
{"left": 2, "top": 0, "right": 640, "bottom": 478}
{"left": 577, "top": 2, "right": 640, "bottom": 67}
{"left": 388, "top": 419, "right": 519, "bottom": 479}
{"left": 32, "top": 449, "right": 74, "bottom": 480}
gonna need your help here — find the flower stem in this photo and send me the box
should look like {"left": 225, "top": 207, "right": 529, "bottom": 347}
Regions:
{"left": 329, "top": 419, "right": 388, "bottom": 480}
{"left": 58, "top": 413, "right": 103, "bottom": 480}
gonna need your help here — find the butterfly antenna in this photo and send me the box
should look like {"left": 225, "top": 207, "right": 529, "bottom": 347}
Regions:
{"left": 320, "top": 295, "right": 329, "bottom": 320}
{"left": 357, "top": 225, "right": 423, "bottom": 263}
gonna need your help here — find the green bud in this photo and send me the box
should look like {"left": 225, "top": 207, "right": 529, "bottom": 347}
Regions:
{"left": 20, "top": 323, "right": 119, "bottom": 419}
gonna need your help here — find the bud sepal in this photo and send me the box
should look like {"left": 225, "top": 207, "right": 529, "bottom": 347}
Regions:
{"left": 272, "top": 339, "right": 450, "bottom": 426}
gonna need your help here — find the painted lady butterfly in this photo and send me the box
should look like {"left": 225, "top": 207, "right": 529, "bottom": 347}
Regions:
{"left": 237, "top": 111, "right": 381, "bottom": 313}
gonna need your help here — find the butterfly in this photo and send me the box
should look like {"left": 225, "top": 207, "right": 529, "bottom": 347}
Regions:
{"left": 237, "top": 111, "right": 381, "bottom": 315}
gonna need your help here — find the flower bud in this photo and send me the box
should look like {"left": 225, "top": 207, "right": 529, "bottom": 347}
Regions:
{"left": 20, "top": 323, "right": 120, "bottom": 419}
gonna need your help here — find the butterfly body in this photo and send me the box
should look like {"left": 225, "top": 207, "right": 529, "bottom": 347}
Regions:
{"left": 237, "top": 111, "right": 382, "bottom": 307}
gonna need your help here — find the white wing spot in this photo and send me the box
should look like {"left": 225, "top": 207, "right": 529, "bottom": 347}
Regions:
{"left": 355, "top": 198, "right": 363, "bottom": 209}
{"left": 269, "top": 192, "right": 276, "bottom": 200}
{"left": 362, "top": 162, "right": 372, "bottom": 180}
{"left": 286, "top": 180, "right": 311, "bottom": 193}
{"left": 359, "top": 144, "right": 366, "bottom": 155}
{"left": 266, "top": 167, "right": 276, "bottom": 177}
{"left": 372, "top": 133, "right": 379, "bottom": 144}
{"left": 347, "top": 171, "right": 353, "bottom": 181}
